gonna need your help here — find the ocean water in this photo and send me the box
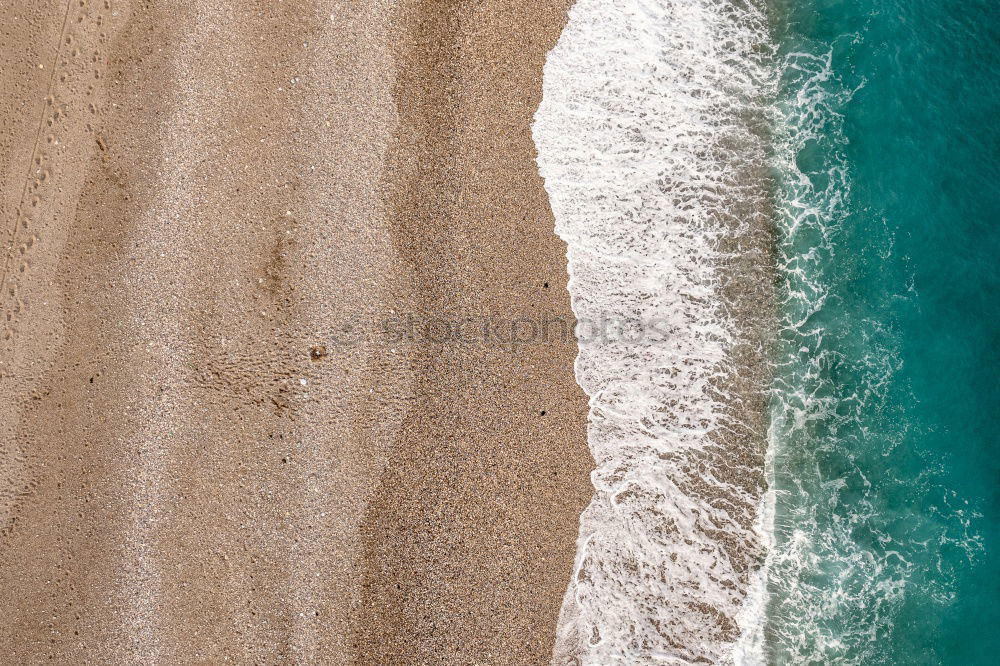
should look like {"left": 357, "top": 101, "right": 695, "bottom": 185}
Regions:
{"left": 535, "top": 1, "right": 774, "bottom": 663}
{"left": 764, "top": 0, "right": 1000, "bottom": 663}
{"left": 535, "top": 0, "right": 998, "bottom": 664}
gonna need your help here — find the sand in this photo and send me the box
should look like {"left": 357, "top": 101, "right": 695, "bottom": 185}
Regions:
{"left": 0, "top": 1, "right": 591, "bottom": 663}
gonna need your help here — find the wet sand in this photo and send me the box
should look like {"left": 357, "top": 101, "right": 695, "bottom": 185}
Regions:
{"left": 0, "top": 1, "right": 591, "bottom": 663}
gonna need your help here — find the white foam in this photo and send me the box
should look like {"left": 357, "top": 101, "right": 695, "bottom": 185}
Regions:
{"left": 533, "top": 1, "right": 773, "bottom": 663}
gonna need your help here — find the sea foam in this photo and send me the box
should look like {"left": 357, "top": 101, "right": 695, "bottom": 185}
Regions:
{"left": 533, "top": 1, "right": 774, "bottom": 663}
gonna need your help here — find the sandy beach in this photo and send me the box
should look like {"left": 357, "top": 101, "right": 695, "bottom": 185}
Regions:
{"left": 0, "top": 1, "right": 591, "bottom": 663}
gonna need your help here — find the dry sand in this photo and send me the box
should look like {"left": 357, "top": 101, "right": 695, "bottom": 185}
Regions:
{"left": 0, "top": 0, "right": 591, "bottom": 663}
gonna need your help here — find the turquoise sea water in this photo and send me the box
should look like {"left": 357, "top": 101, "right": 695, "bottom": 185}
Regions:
{"left": 765, "top": 0, "right": 1000, "bottom": 663}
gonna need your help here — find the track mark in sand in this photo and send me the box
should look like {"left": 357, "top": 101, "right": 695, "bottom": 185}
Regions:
{"left": 0, "top": 0, "right": 74, "bottom": 341}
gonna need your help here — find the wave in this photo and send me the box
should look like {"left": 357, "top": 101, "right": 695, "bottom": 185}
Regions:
{"left": 533, "top": 1, "right": 775, "bottom": 663}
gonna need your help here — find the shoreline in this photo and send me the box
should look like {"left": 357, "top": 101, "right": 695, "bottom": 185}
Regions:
{"left": 353, "top": 1, "right": 591, "bottom": 662}
{"left": 535, "top": 0, "right": 776, "bottom": 662}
